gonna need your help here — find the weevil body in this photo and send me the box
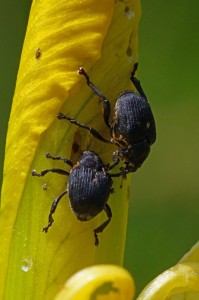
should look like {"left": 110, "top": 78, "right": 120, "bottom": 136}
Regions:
{"left": 68, "top": 151, "right": 113, "bottom": 222}
{"left": 32, "top": 150, "right": 122, "bottom": 246}
{"left": 111, "top": 89, "right": 156, "bottom": 171}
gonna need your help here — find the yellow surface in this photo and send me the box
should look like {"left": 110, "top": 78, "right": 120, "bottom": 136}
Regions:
{"left": 56, "top": 265, "right": 135, "bottom": 300}
{"left": 0, "top": 0, "right": 141, "bottom": 299}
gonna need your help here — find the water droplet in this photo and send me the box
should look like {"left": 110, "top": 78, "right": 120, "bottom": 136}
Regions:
{"left": 21, "top": 257, "right": 33, "bottom": 272}
{"left": 42, "top": 182, "right": 47, "bottom": 190}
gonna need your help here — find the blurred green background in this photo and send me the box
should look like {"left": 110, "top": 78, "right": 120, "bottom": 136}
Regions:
{"left": 124, "top": 0, "right": 199, "bottom": 295}
{"left": 0, "top": 0, "right": 199, "bottom": 296}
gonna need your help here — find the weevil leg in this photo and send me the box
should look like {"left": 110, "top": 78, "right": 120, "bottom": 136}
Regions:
{"left": 109, "top": 167, "right": 128, "bottom": 189}
{"left": 32, "top": 168, "right": 69, "bottom": 177}
{"left": 130, "top": 63, "right": 147, "bottom": 100}
{"left": 108, "top": 156, "right": 120, "bottom": 170}
{"left": 118, "top": 167, "right": 128, "bottom": 188}
{"left": 108, "top": 149, "right": 124, "bottom": 171}
{"left": 100, "top": 98, "right": 111, "bottom": 129}
{"left": 43, "top": 190, "right": 68, "bottom": 232}
{"left": 109, "top": 153, "right": 129, "bottom": 187}
{"left": 94, "top": 203, "right": 112, "bottom": 246}
{"left": 109, "top": 171, "right": 123, "bottom": 178}
{"left": 57, "top": 113, "right": 111, "bottom": 144}
{"left": 78, "top": 67, "right": 111, "bottom": 129}
{"left": 46, "top": 152, "right": 73, "bottom": 167}
{"left": 107, "top": 151, "right": 125, "bottom": 177}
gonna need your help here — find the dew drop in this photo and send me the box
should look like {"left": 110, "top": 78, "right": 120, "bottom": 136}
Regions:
{"left": 21, "top": 257, "right": 33, "bottom": 272}
{"left": 42, "top": 182, "right": 47, "bottom": 190}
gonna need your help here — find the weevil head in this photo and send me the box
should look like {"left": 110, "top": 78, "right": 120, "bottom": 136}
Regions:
{"left": 77, "top": 150, "right": 104, "bottom": 170}
{"left": 113, "top": 139, "right": 151, "bottom": 173}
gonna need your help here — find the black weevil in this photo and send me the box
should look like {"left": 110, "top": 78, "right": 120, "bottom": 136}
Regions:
{"left": 58, "top": 63, "right": 156, "bottom": 174}
{"left": 32, "top": 150, "right": 122, "bottom": 246}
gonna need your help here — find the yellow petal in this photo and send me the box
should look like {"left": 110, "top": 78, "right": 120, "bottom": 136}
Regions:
{"left": 0, "top": 0, "right": 141, "bottom": 299}
{"left": 136, "top": 263, "right": 199, "bottom": 300}
{"left": 179, "top": 241, "right": 199, "bottom": 264}
{"left": 55, "top": 265, "right": 135, "bottom": 300}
